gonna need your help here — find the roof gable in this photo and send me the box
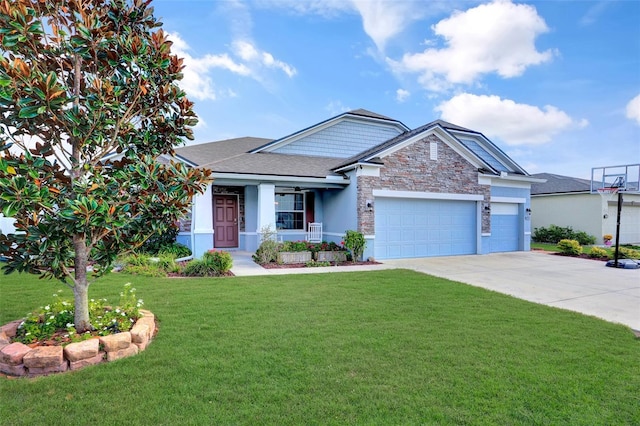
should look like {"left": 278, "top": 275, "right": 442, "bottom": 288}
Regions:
{"left": 251, "top": 109, "right": 409, "bottom": 159}
{"left": 334, "top": 120, "right": 528, "bottom": 176}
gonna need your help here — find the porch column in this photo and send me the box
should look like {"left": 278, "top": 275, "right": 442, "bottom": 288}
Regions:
{"left": 257, "top": 183, "right": 276, "bottom": 243}
{"left": 192, "top": 183, "right": 214, "bottom": 258}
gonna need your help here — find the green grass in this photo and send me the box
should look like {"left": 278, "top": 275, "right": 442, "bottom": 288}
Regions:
{"left": 1, "top": 270, "right": 639, "bottom": 425}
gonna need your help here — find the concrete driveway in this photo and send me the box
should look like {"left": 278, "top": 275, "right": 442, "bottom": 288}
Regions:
{"left": 383, "top": 251, "right": 640, "bottom": 331}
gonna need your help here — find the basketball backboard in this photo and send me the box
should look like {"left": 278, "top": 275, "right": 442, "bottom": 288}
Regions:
{"left": 590, "top": 163, "right": 640, "bottom": 193}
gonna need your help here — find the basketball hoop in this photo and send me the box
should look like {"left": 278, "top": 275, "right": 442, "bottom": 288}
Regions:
{"left": 597, "top": 187, "right": 619, "bottom": 217}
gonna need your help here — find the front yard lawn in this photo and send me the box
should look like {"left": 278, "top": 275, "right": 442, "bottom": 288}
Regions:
{"left": 1, "top": 270, "right": 638, "bottom": 425}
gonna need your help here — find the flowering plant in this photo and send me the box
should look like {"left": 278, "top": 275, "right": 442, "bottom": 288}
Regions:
{"left": 603, "top": 234, "right": 613, "bottom": 242}
{"left": 14, "top": 283, "right": 143, "bottom": 344}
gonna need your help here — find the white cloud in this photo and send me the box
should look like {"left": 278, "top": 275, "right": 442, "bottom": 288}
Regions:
{"left": 389, "top": 0, "right": 555, "bottom": 91}
{"left": 168, "top": 33, "right": 296, "bottom": 101}
{"left": 168, "top": 32, "right": 250, "bottom": 101}
{"left": 396, "top": 89, "right": 410, "bottom": 103}
{"left": 325, "top": 100, "right": 351, "bottom": 116}
{"left": 259, "top": 0, "right": 437, "bottom": 51}
{"left": 233, "top": 40, "right": 297, "bottom": 78}
{"left": 436, "top": 93, "right": 588, "bottom": 145}
{"left": 625, "top": 94, "right": 640, "bottom": 125}
{"left": 351, "top": 0, "right": 426, "bottom": 50}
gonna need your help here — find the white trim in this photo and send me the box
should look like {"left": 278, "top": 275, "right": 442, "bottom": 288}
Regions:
{"left": 525, "top": 232, "right": 531, "bottom": 236}
{"left": 209, "top": 172, "right": 349, "bottom": 186}
{"left": 491, "top": 196, "right": 526, "bottom": 204}
{"left": 356, "top": 164, "right": 381, "bottom": 177}
{"left": 373, "top": 189, "right": 484, "bottom": 201}
{"left": 482, "top": 233, "right": 491, "bottom": 237}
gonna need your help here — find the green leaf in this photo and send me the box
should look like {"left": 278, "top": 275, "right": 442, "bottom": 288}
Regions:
{"left": 18, "top": 105, "right": 42, "bottom": 119}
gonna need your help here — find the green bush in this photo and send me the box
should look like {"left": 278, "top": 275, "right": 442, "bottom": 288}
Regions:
{"left": 182, "top": 250, "right": 233, "bottom": 277}
{"left": 619, "top": 247, "right": 640, "bottom": 259}
{"left": 158, "top": 243, "right": 191, "bottom": 258}
{"left": 14, "top": 284, "right": 143, "bottom": 344}
{"left": 533, "top": 225, "right": 596, "bottom": 245}
{"left": 344, "top": 230, "right": 366, "bottom": 262}
{"left": 588, "top": 246, "right": 609, "bottom": 259}
{"left": 140, "top": 224, "right": 180, "bottom": 254}
{"left": 280, "top": 240, "right": 309, "bottom": 252}
{"left": 253, "top": 225, "right": 279, "bottom": 264}
{"left": 557, "top": 239, "right": 583, "bottom": 256}
{"left": 119, "top": 253, "right": 179, "bottom": 277}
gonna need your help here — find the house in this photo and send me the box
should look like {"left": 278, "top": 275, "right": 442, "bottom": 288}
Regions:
{"left": 531, "top": 172, "right": 640, "bottom": 245}
{"left": 174, "top": 109, "right": 541, "bottom": 260}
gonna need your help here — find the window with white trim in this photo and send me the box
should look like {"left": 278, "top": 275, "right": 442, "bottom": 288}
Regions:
{"left": 275, "top": 193, "right": 304, "bottom": 230}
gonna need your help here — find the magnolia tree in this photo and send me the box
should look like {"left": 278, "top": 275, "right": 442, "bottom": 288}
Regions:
{"left": 0, "top": 0, "right": 211, "bottom": 332}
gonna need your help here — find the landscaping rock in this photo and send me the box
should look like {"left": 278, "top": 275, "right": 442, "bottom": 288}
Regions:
{"left": 135, "top": 316, "right": 156, "bottom": 340}
{"left": 99, "top": 332, "right": 131, "bottom": 352}
{"left": 0, "top": 362, "right": 26, "bottom": 376}
{"left": 64, "top": 338, "right": 100, "bottom": 362}
{"left": 130, "top": 323, "right": 149, "bottom": 350}
{"left": 106, "top": 344, "right": 138, "bottom": 362}
{"left": 0, "top": 331, "right": 10, "bottom": 350}
{"left": 0, "top": 320, "right": 22, "bottom": 338}
{"left": 27, "top": 361, "right": 68, "bottom": 376}
{"left": 23, "top": 346, "right": 64, "bottom": 368}
{"left": 69, "top": 352, "right": 105, "bottom": 370}
{"left": 0, "top": 342, "right": 32, "bottom": 365}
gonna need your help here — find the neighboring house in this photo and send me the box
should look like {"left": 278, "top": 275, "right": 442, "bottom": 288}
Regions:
{"left": 530, "top": 172, "right": 640, "bottom": 244}
{"left": 173, "top": 109, "right": 541, "bottom": 260}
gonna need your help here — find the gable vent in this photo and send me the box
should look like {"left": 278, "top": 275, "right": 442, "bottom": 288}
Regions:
{"left": 430, "top": 141, "right": 438, "bottom": 160}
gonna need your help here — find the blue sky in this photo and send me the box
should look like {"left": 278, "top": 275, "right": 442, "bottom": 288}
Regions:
{"left": 153, "top": 0, "right": 640, "bottom": 179}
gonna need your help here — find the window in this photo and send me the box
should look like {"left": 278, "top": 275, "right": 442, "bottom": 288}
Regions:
{"left": 275, "top": 193, "right": 304, "bottom": 230}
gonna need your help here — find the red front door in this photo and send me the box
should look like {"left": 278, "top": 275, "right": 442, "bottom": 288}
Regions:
{"left": 214, "top": 195, "right": 238, "bottom": 248}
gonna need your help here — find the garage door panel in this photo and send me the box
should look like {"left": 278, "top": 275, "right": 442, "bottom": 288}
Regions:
{"left": 490, "top": 213, "right": 519, "bottom": 252}
{"left": 375, "top": 198, "right": 476, "bottom": 259}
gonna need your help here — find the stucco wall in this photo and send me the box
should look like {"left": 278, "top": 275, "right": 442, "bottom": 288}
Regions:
{"left": 531, "top": 193, "right": 603, "bottom": 242}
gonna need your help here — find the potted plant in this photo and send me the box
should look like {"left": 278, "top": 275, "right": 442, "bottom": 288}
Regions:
{"left": 277, "top": 241, "right": 312, "bottom": 264}
{"left": 603, "top": 234, "right": 613, "bottom": 246}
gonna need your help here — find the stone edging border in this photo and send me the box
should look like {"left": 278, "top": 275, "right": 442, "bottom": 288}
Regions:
{"left": 0, "top": 309, "right": 156, "bottom": 377}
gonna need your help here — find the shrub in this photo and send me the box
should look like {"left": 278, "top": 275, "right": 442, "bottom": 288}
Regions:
{"left": 14, "top": 284, "right": 143, "bottom": 344}
{"left": 557, "top": 239, "right": 583, "bottom": 256}
{"left": 253, "top": 225, "right": 280, "bottom": 264}
{"left": 619, "top": 247, "right": 640, "bottom": 259}
{"left": 305, "top": 260, "right": 331, "bottom": 267}
{"left": 158, "top": 243, "right": 191, "bottom": 258}
{"left": 140, "top": 224, "right": 180, "bottom": 254}
{"left": 588, "top": 246, "right": 609, "bottom": 259}
{"left": 119, "top": 253, "right": 179, "bottom": 277}
{"left": 344, "top": 230, "right": 366, "bottom": 262}
{"left": 532, "top": 225, "right": 596, "bottom": 245}
{"left": 280, "top": 240, "right": 309, "bottom": 252}
{"left": 182, "top": 250, "right": 233, "bottom": 277}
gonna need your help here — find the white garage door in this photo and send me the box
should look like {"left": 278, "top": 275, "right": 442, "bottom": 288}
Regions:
{"left": 619, "top": 205, "right": 640, "bottom": 244}
{"left": 490, "top": 203, "right": 519, "bottom": 252}
{"left": 375, "top": 198, "right": 477, "bottom": 259}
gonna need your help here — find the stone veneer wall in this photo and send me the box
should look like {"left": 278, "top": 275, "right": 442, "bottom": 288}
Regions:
{"left": 0, "top": 309, "right": 156, "bottom": 377}
{"left": 357, "top": 134, "right": 491, "bottom": 235}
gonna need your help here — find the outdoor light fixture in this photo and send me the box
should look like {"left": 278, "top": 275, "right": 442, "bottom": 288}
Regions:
{"left": 483, "top": 203, "right": 491, "bottom": 212}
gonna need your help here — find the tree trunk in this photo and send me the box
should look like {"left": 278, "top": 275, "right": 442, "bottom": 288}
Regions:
{"left": 73, "top": 234, "right": 92, "bottom": 333}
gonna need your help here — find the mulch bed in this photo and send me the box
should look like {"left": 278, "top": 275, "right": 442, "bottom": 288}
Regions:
{"left": 261, "top": 260, "right": 381, "bottom": 269}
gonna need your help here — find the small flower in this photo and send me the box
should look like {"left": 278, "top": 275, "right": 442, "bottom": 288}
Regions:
{"left": 66, "top": 323, "right": 74, "bottom": 328}
{"left": 45, "top": 305, "right": 50, "bottom": 310}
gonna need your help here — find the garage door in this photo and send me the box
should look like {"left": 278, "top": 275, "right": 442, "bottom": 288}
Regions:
{"left": 490, "top": 203, "right": 519, "bottom": 252}
{"left": 375, "top": 198, "right": 476, "bottom": 259}
{"left": 619, "top": 205, "right": 640, "bottom": 244}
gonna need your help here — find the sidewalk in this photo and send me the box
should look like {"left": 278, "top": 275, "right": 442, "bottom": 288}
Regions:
{"left": 229, "top": 251, "right": 392, "bottom": 276}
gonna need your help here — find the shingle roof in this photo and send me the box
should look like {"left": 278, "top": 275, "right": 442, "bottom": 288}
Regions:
{"left": 530, "top": 173, "right": 591, "bottom": 195}
{"left": 175, "top": 136, "right": 345, "bottom": 178}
